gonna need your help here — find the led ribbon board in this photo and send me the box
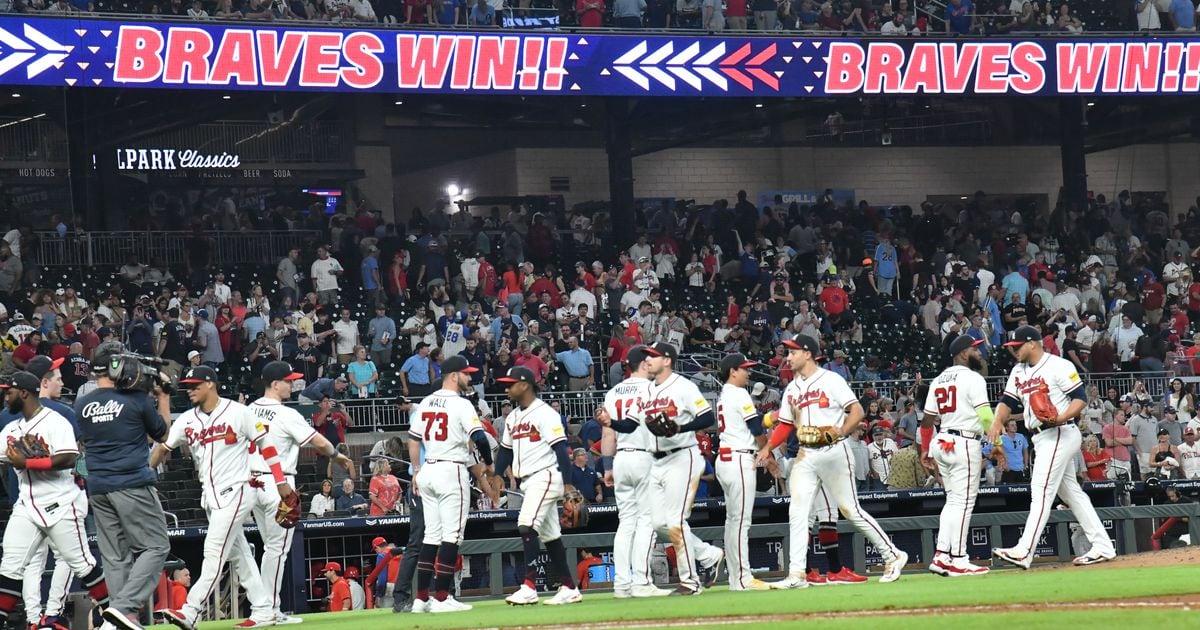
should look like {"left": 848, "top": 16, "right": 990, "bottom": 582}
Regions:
{"left": 0, "top": 16, "right": 1197, "bottom": 96}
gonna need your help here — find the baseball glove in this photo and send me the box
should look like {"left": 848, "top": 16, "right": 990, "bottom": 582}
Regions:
{"left": 13, "top": 434, "right": 51, "bottom": 459}
{"left": 275, "top": 491, "right": 302, "bottom": 529}
{"left": 1028, "top": 383, "right": 1061, "bottom": 424}
{"left": 559, "top": 489, "right": 589, "bottom": 530}
{"left": 645, "top": 411, "right": 680, "bottom": 438}
{"left": 796, "top": 425, "right": 840, "bottom": 447}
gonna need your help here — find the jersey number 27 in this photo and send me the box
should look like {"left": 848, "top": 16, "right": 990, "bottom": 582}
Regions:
{"left": 423, "top": 411, "right": 449, "bottom": 441}
{"left": 934, "top": 386, "right": 957, "bottom": 414}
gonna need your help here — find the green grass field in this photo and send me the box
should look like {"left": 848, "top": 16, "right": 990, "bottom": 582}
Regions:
{"left": 175, "top": 563, "right": 1200, "bottom": 629}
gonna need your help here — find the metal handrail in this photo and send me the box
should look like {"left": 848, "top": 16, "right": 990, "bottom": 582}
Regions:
{"left": 34, "top": 229, "right": 321, "bottom": 267}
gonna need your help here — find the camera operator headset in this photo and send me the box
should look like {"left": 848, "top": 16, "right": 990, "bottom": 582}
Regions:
{"left": 74, "top": 341, "right": 175, "bottom": 628}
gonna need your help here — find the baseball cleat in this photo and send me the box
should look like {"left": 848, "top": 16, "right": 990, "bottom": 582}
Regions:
{"left": 805, "top": 569, "right": 828, "bottom": 585}
{"left": 826, "top": 568, "right": 868, "bottom": 584}
{"left": 613, "top": 588, "right": 632, "bottom": 599}
{"left": 880, "top": 550, "right": 908, "bottom": 583}
{"left": 740, "top": 579, "right": 772, "bottom": 591}
{"left": 699, "top": 548, "right": 725, "bottom": 588}
{"left": 928, "top": 559, "right": 951, "bottom": 577}
{"left": 233, "top": 619, "right": 275, "bottom": 628}
{"left": 543, "top": 586, "right": 582, "bottom": 605}
{"left": 630, "top": 584, "right": 673, "bottom": 598}
{"left": 429, "top": 596, "right": 472, "bottom": 613}
{"left": 161, "top": 610, "right": 194, "bottom": 630}
{"left": 992, "top": 547, "right": 1032, "bottom": 570}
{"left": 409, "top": 599, "right": 430, "bottom": 614}
{"left": 274, "top": 614, "right": 303, "bottom": 625}
{"left": 931, "top": 558, "right": 989, "bottom": 577}
{"left": 770, "top": 573, "right": 810, "bottom": 590}
{"left": 1072, "top": 551, "right": 1116, "bottom": 566}
{"left": 101, "top": 609, "right": 142, "bottom": 630}
{"left": 505, "top": 584, "right": 540, "bottom": 606}
{"left": 671, "top": 585, "right": 702, "bottom": 596}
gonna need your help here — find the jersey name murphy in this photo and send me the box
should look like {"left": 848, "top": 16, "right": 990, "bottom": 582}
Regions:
{"left": 185, "top": 423, "right": 238, "bottom": 446}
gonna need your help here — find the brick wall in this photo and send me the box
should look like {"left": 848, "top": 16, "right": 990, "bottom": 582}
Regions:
{"left": 395, "top": 143, "right": 1200, "bottom": 220}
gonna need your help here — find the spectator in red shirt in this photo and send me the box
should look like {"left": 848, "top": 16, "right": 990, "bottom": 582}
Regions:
{"left": 388, "top": 252, "right": 409, "bottom": 302}
{"left": 513, "top": 341, "right": 549, "bottom": 383}
{"left": 575, "top": 549, "right": 605, "bottom": 589}
{"left": 313, "top": 397, "right": 351, "bottom": 445}
{"left": 12, "top": 330, "right": 41, "bottom": 369}
{"left": 478, "top": 255, "right": 498, "bottom": 300}
{"left": 406, "top": 0, "right": 431, "bottom": 23}
{"left": 575, "top": 0, "right": 605, "bottom": 26}
{"left": 368, "top": 459, "right": 401, "bottom": 515}
{"left": 78, "top": 318, "right": 101, "bottom": 360}
{"left": 1081, "top": 435, "right": 1110, "bottom": 482}
{"left": 323, "top": 563, "right": 352, "bottom": 612}
{"left": 1143, "top": 278, "right": 1166, "bottom": 325}
{"left": 528, "top": 268, "right": 563, "bottom": 308}
{"left": 725, "top": 0, "right": 747, "bottom": 29}
{"left": 1167, "top": 302, "right": 1190, "bottom": 338}
{"left": 819, "top": 276, "right": 849, "bottom": 317}
{"left": 168, "top": 567, "right": 190, "bottom": 611}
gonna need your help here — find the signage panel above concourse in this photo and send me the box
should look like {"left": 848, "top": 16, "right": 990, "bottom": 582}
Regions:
{"left": 1, "top": 16, "right": 1199, "bottom": 97}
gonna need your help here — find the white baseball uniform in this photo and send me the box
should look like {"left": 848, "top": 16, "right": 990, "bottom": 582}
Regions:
{"left": 716, "top": 383, "right": 761, "bottom": 589}
{"left": 409, "top": 390, "right": 484, "bottom": 545}
{"left": 1179, "top": 441, "right": 1200, "bottom": 479}
{"left": 0, "top": 409, "right": 100, "bottom": 597}
{"left": 230, "top": 397, "right": 320, "bottom": 618}
{"left": 163, "top": 398, "right": 277, "bottom": 625}
{"left": 779, "top": 369, "right": 901, "bottom": 575}
{"left": 604, "top": 376, "right": 658, "bottom": 593}
{"left": 646, "top": 372, "right": 723, "bottom": 591}
{"left": 867, "top": 438, "right": 898, "bottom": 485}
{"left": 22, "top": 545, "right": 71, "bottom": 623}
{"left": 501, "top": 399, "right": 567, "bottom": 541}
{"left": 924, "top": 365, "right": 990, "bottom": 557}
{"left": 441, "top": 321, "right": 467, "bottom": 358}
{"left": 1001, "top": 353, "right": 1114, "bottom": 561}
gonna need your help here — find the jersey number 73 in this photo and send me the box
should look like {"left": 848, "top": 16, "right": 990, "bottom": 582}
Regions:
{"left": 423, "top": 411, "right": 449, "bottom": 441}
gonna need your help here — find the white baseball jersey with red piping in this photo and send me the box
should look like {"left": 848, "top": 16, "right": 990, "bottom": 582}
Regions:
{"left": 408, "top": 391, "right": 484, "bottom": 463}
{"left": 500, "top": 399, "right": 566, "bottom": 479}
{"left": 247, "top": 397, "right": 318, "bottom": 476}
{"left": 646, "top": 372, "right": 710, "bottom": 451}
{"left": 925, "top": 364, "right": 990, "bottom": 563}
{"left": 603, "top": 376, "right": 655, "bottom": 451}
{"left": 924, "top": 366, "right": 990, "bottom": 433}
{"left": 164, "top": 398, "right": 265, "bottom": 508}
{"left": 1003, "top": 353, "right": 1082, "bottom": 432}
{"left": 0, "top": 408, "right": 81, "bottom": 519}
{"left": 716, "top": 383, "right": 761, "bottom": 589}
{"left": 778, "top": 368, "right": 857, "bottom": 429}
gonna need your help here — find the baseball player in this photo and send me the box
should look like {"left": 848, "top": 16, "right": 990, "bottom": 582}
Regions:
{"left": 0, "top": 371, "right": 112, "bottom": 628}
{"left": 406, "top": 355, "right": 492, "bottom": 614}
{"left": 595, "top": 345, "right": 671, "bottom": 598}
{"left": 755, "top": 336, "right": 908, "bottom": 588}
{"left": 233, "top": 361, "right": 354, "bottom": 624}
{"left": 989, "top": 325, "right": 1116, "bottom": 568}
{"left": 642, "top": 342, "right": 725, "bottom": 595}
{"left": 715, "top": 354, "right": 772, "bottom": 591}
{"left": 493, "top": 366, "right": 583, "bottom": 606}
{"left": 1179, "top": 427, "right": 1199, "bottom": 479}
{"left": 151, "top": 366, "right": 296, "bottom": 630}
{"left": 924, "top": 336, "right": 992, "bottom": 577}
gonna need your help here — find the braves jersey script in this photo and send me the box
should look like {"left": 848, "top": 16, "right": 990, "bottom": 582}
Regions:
{"left": 247, "top": 397, "right": 319, "bottom": 475}
{"left": 408, "top": 390, "right": 484, "bottom": 463}
{"left": 923, "top": 366, "right": 991, "bottom": 433}
{"left": 1003, "top": 353, "right": 1083, "bottom": 431}
{"left": 717, "top": 383, "right": 760, "bottom": 451}
{"left": 500, "top": 399, "right": 566, "bottom": 479}
{"left": 778, "top": 368, "right": 857, "bottom": 429}
{"left": 1179, "top": 441, "right": 1200, "bottom": 478}
{"left": 603, "top": 376, "right": 655, "bottom": 451}
{"left": 0, "top": 407, "right": 82, "bottom": 523}
{"left": 164, "top": 398, "right": 267, "bottom": 509}
{"left": 647, "top": 372, "right": 712, "bottom": 451}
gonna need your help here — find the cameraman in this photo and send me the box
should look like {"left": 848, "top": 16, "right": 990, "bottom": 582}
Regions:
{"left": 74, "top": 341, "right": 173, "bottom": 628}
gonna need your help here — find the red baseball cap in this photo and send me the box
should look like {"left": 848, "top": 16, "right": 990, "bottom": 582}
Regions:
{"left": 371, "top": 537, "right": 388, "bottom": 548}
{"left": 321, "top": 562, "right": 342, "bottom": 573}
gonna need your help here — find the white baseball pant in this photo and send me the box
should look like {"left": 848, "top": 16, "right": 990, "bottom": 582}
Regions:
{"left": 786, "top": 441, "right": 899, "bottom": 575}
{"left": 182, "top": 483, "right": 274, "bottom": 625}
{"left": 613, "top": 449, "right": 656, "bottom": 591}
{"left": 22, "top": 542, "right": 72, "bottom": 622}
{"left": 931, "top": 433, "right": 982, "bottom": 556}
{"left": 232, "top": 474, "right": 297, "bottom": 618}
{"left": 650, "top": 447, "right": 721, "bottom": 591}
{"left": 416, "top": 461, "right": 471, "bottom": 545}
{"left": 715, "top": 449, "right": 756, "bottom": 588}
{"left": 517, "top": 468, "right": 564, "bottom": 541}
{"left": 1010, "top": 425, "right": 1114, "bottom": 561}
{"left": 0, "top": 494, "right": 98, "bottom": 593}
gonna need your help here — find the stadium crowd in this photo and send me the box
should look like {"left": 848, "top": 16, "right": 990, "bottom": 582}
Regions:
{"left": 3, "top": 183, "right": 1200, "bottom": 525}
{"left": 0, "top": 0, "right": 1176, "bottom": 34}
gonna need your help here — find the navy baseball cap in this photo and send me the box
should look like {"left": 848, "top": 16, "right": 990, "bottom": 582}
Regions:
{"left": 782, "top": 335, "right": 823, "bottom": 360}
{"left": 261, "top": 361, "right": 303, "bottom": 384}
{"left": 441, "top": 355, "right": 479, "bottom": 375}
{"left": 948, "top": 335, "right": 984, "bottom": 358}
{"left": 0, "top": 371, "right": 41, "bottom": 394}
{"left": 496, "top": 366, "right": 538, "bottom": 388}
{"left": 650, "top": 341, "right": 678, "bottom": 361}
{"left": 26, "top": 356, "right": 64, "bottom": 380}
{"left": 719, "top": 353, "right": 759, "bottom": 381}
{"left": 1004, "top": 325, "right": 1042, "bottom": 347}
{"left": 179, "top": 365, "right": 219, "bottom": 385}
{"left": 625, "top": 344, "right": 661, "bottom": 370}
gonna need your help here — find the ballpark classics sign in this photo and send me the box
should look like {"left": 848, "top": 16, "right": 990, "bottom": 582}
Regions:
{"left": 1, "top": 16, "right": 1199, "bottom": 96}
{"left": 115, "top": 148, "right": 242, "bottom": 171}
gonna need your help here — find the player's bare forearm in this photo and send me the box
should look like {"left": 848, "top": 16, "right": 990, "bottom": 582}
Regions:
{"left": 149, "top": 443, "right": 171, "bottom": 468}
{"left": 990, "top": 403, "right": 1011, "bottom": 441}
{"left": 840, "top": 403, "right": 865, "bottom": 438}
{"left": 407, "top": 438, "right": 422, "bottom": 478}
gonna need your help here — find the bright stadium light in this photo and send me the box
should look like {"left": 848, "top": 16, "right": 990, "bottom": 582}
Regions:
{"left": 446, "top": 184, "right": 460, "bottom": 197}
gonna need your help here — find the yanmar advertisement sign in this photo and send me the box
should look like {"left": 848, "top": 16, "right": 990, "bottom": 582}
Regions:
{"left": 1, "top": 16, "right": 1199, "bottom": 97}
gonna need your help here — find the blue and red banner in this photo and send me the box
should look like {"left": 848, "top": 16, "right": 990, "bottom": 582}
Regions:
{"left": 1, "top": 16, "right": 1199, "bottom": 96}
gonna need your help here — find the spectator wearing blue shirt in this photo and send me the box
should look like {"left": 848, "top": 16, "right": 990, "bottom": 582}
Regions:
{"left": 873, "top": 233, "right": 898, "bottom": 297}
{"left": 1170, "top": 0, "right": 1196, "bottom": 31}
{"left": 436, "top": 0, "right": 466, "bottom": 24}
{"left": 468, "top": 0, "right": 496, "bottom": 25}
{"left": 825, "top": 349, "right": 852, "bottom": 381}
{"left": 400, "top": 343, "right": 434, "bottom": 399}
{"left": 298, "top": 376, "right": 348, "bottom": 404}
{"left": 578, "top": 416, "right": 602, "bottom": 453}
{"left": 566, "top": 449, "right": 603, "bottom": 503}
{"left": 489, "top": 305, "right": 526, "bottom": 351}
{"left": 555, "top": 336, "right": 594, "bottom": 391}
{"left": 361, "top": 246, "right": 383, "bottom": 307}
{"left": 415, "top": 240, "right": 449, "bottom": 289}
{"left": 999, "top": 419, "right": 1030, "bottom": 483}
{"left": 1002, "top": 269, "right": 1029, "bottom": 304}
{"left": 944, "top": 0, "right": 975, "bottom": 34}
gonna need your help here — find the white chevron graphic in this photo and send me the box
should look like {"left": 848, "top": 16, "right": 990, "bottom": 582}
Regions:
{"left": 0, "top": 25, "right": 71, "bottom": 79}
{"left": 612, "top": 40, "right": 732, "bottom": 92}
